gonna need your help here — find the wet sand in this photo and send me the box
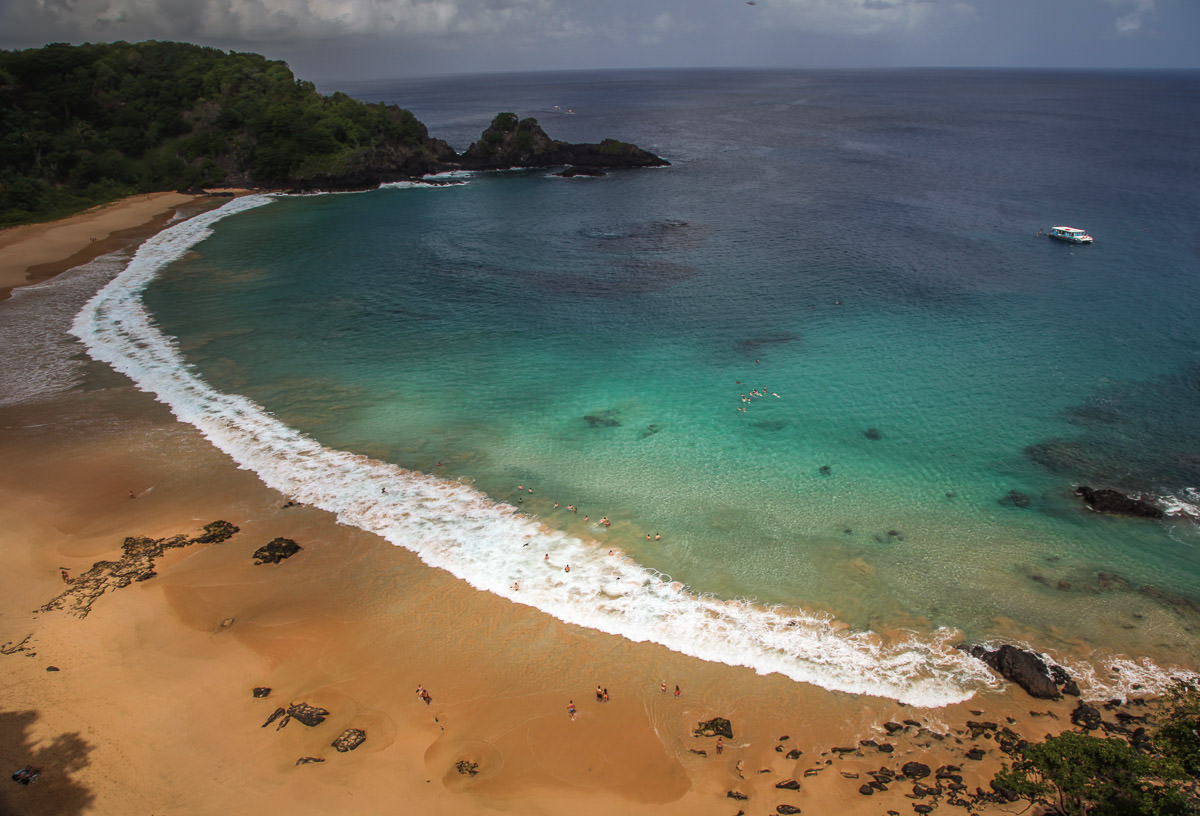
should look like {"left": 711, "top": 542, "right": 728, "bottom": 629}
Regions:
{"left": 0, "top": 200, "right": 1104, "bottom": 815}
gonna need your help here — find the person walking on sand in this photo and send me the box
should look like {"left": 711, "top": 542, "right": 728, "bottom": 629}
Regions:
{"left": 596, "top": 685, "right": 603, "bottom": 702}
{"left": 674, "top": 685, "right": 681, "bottom": 698}
{"left": 661, "top": 681, "right": 667, "bottom": 694}
{"left": 568, "top": 700, "right": 576, "bottom": 720}
{"left": 716, "top": 737, "right": 724, "bottom": 754}
{"left": 602, "top": 688, "right": 609, "bottom": 703}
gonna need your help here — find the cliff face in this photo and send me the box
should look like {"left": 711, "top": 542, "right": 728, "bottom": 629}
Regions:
{"left": 455, "top": 113, "right": 669, "bottom": 173}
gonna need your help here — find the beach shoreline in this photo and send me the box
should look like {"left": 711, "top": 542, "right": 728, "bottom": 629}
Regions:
{"left": 0, "top": 199, "right": 1181, "bottom": 815}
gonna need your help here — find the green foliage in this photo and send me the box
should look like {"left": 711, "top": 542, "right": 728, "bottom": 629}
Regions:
{"left": 0, "top": 40, "right": 433, "bottom": 225}
{"left": 1159, "top": 682, "right": 1200, "bottom": 778}
{"left": 490, "top": 112, "right": 519, "bottom": 132}
{"left": 994, "top": 729, "right": 1195, "bottom": 816}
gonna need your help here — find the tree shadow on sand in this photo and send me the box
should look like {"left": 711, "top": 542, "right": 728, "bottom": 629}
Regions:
{"left": 0, "top": 710, "right": 94, "bottom": 815}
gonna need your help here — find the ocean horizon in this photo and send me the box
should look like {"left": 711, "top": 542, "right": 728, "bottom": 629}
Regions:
{"left": 60, "top": 68, "right": 1200, "bottom": 705}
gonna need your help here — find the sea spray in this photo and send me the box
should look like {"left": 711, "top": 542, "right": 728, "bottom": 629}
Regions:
{"left": 73, "top": 194, "right": 1011, "bottom": 706}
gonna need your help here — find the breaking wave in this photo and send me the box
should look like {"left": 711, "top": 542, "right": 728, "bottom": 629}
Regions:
{"left": 68, "top": 194, "right": 1110, "bottom": 707}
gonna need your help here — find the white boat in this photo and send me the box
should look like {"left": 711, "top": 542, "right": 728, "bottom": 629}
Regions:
{"left": 1047, "top": 225, "right": 1093, "bottom": 244}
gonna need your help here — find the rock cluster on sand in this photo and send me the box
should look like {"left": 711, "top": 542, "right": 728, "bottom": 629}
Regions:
{"left": 40, "top": 521, "right": 239, "bottom": 618}
{"left": 261, "top": 702, "right": 330, "bottom": 730}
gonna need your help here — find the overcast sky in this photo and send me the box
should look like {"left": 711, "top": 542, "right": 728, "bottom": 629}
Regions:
{"left": 1, "top": 0, "right": 1196, "bottom": 82}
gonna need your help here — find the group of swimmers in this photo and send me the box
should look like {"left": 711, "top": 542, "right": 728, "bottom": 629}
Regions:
{"left": 736, "top": 383, "right": 781, "bottom": 413}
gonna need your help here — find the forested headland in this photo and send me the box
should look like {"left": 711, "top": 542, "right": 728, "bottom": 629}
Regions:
{"left": 0, "top": 41, "right": 666, "bottom": 227}
{"left": 0, "top": 41, "right": 464, "bottom": 225}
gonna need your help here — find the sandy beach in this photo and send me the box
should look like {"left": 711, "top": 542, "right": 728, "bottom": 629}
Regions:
{"left": 0, "top": 197, "right": 1140, "bottom": 815}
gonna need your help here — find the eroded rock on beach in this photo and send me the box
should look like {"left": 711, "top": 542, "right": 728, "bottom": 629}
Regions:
{"left": 262, "top": 702, "right": 330, "bottom": 730}
{"left": 288, "top": 703, "right": 330, "bottom": 727}
{"left": 39, "top": 521, "right": 240, "bottom": 619}
{"left": 332, "top": 729, "right": 366, "bottom": 752}
{"left": 694, "top": 717, "right": 734, "bottom": 739}
{"left": 252, "top": 537, "right": 302, "bottom": 565}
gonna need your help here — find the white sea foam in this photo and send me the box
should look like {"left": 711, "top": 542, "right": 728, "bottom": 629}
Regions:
{"left": 76, "top": 196, "right": 1200, "bottom": 708}
{"left": 1160, "top": 488, "right": 1200, "bottom": 521}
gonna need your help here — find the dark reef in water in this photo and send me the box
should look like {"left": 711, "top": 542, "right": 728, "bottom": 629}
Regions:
{"left": 1074, "top": 486, "right": 1163, "bottom": 519}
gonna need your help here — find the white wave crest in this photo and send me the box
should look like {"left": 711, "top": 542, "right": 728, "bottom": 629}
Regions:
{"left": 71, "top": 195, "right": 1004, "bottom": 707}
{"left": 1160, "top": 488, "right": 1200, "bottom": 521}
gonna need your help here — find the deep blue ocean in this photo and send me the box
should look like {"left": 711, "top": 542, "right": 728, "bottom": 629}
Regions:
{"left": 85, "top": 69, "right": 1200, "bottom": 703}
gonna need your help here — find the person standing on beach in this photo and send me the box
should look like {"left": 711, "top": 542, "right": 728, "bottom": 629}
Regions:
{"left": 674, "top": 685, "right": 681, "bottom": 698}
{"left": 716, "top": 737, "right": 723, "bottom": 754}
{"left": 596, "top": 685, "right": 603, "bottom": 702}
{"left": 568, "top": 700, "right": 576, "bottom": 720}
{"left": 661, "top": 681, "right": 667, "bottom": 694}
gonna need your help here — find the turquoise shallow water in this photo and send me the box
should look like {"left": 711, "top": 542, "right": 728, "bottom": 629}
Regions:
{"left": 126, "top": 69, "right": 1200, "bottom": 698}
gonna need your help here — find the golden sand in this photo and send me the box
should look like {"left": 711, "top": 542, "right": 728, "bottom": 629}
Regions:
{"left": 0, "top": 198, "right": 1090, "bottom": 815}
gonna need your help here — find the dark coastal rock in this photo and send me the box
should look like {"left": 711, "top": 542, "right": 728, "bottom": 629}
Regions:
{"left": 252, "top": 537, "right": 302, "bottom": 565}
{"left": 785, "top": 748, "right": 803, "bottom": 759}
{"left": 1075, "top": 486, "right": 1163, "bottom": 519}
{"left": 296, "top": 756, "right": 325, "bottom": 765}
{"left": 455, "top": 760, "right": 479, "bottom": 776}
{"left": 288, "top": 702, "right": 330, "bottom": 727}
{"left": 998, "top": 490, "right": 1031, "bottom": 508}
{"left": 45, "top": 665, "right": 59, "bottom": 672}
{"left": 858, "top": 783, "right": 875, "bottom": 796}
{"left": 193, "top": 520, "right": 240, "bottom": 544}
{"left": 818, "top": 465, "right": 832, "bottom": 476}
{"left": 1130, "top": 726, "right": 1153, "bottom": 753}
{"left": 901, "top": 761, "right": 931, "bottom": 780}
{"left": 689, "top": 749, "right": 708, "bottom": 756}
{"left": 726, "top": 790, "right": 749, "bottom": 800}
{"left": 883, "top": 721, "right": 906, "bottom": 735}
{"left": 332, "top": 728, "right": 366, "bottom": 752}
{"left": 914, "top": 806, "right": 934, "bottom": 814}
{"left": 864, "top": 427, "right": 883, "bottom": 440}
{"left": 557, "top": 165, "right": 607, "bottom": 177}
{"left": 262, "top": 707, "right": 287, "bottom": 728}
{"left": 694, "top": 717, "right": 734, "bottom": 739}
{"left": 252, "top": 687, "right": 272, "bottom": 698}
{"left": 969, "top": 644, "right": 1062, "bottom": 700}
{"left": 775, "top": 778, "right": 800, "bottom": 790}
{"left": 990, "top": 779, "right": 1021, "bottom": 802}
{"left": 776, "top": 805, "right": 802, "bottom": 814}
{"left": 459, "top": 113, "right": 668, "bottom": 172}
{"left": 965, "top": 748, "right": 986, "bottom": 760}
{"left": 1071, "top": 702, "right": 1103, "bottom": 731}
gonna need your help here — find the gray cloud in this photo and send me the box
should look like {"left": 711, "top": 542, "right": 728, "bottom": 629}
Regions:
{"left": 0, "top": 0, "right": 1196, "bottom": 79}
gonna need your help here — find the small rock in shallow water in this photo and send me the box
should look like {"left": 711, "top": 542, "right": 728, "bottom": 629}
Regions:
{"left": 252, "top": 687, "right": 271, "bottom": 698}
{"left": 295, "top": 756, "right": 324, "bottom": 765}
